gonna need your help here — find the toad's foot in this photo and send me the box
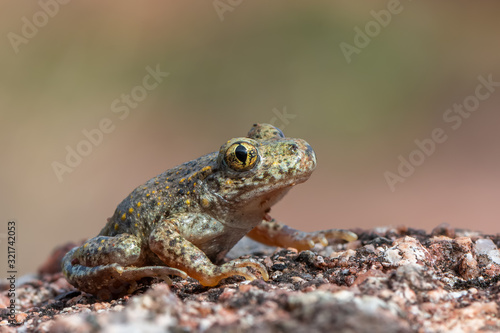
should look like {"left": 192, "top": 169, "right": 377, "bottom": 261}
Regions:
{"left": 191, "top": 258, "right": 269, "bottom": 287}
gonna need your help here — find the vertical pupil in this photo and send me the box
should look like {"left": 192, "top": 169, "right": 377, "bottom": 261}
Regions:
{"left": 235, "top": 145, "right": 248, "bottom": 163}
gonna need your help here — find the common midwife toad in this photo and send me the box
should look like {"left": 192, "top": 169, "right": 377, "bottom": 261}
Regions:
{"left": 62, "top": 123, "right": 357, "bottom": 298}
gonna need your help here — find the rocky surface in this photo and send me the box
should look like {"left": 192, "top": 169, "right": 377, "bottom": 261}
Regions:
{"left": 1, "top": 225, "right": 500, "bottom": 332}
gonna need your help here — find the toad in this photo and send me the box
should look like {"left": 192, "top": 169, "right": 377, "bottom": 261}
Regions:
{"left": 62, "top": 123, "right": 356, "bottom": 298}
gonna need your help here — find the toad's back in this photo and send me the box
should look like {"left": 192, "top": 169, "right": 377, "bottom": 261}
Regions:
{"left": 100, "top": 152, "right": 219, "bottom": 238}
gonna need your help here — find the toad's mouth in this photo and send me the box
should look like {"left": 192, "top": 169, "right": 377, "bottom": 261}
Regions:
{"left": 256, "top": 174, "right": 313, "bottom": 209}
{"left": 235, "top": 167, "right": 314, "bottom": 203}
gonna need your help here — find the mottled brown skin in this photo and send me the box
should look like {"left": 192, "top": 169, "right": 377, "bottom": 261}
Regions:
{"left": 62, "top": 124, "right": 357, "bottom": 298}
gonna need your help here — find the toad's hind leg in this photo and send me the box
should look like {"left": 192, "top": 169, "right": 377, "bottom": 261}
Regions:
{"left": 62, "top": 234, "right": 186, "bottom": 299}
{"left": 149, "top": 218, "right": 269, "bottom": 287}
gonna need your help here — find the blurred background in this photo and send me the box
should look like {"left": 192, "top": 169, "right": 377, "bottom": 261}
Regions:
{"left": 1, "top": 1, "right": 499, "bottom": 275}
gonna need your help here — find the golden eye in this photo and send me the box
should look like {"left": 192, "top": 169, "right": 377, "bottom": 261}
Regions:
{"left": 225, "top": 142, "right": 258, "bottom": 171}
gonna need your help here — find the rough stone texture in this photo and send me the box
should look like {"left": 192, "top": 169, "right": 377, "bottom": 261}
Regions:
{"left": 1, "top": 225, "right": 500, "bottom": 332}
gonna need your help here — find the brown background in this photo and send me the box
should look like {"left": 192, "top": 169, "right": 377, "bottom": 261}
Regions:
{"left": 1, "top": 1, "right": 499, "bottom": 276}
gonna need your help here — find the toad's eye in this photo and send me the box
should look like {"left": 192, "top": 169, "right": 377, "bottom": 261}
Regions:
{"left": 225, "top": 142, "right": 258, "bottom": 171}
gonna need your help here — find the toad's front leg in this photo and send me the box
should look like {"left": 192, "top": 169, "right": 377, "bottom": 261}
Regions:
{"left": 149, "top": 216, "right": 269, "bottom": 287}
{"left": 247, "top": 218, "right": 357, "bottom": 252}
